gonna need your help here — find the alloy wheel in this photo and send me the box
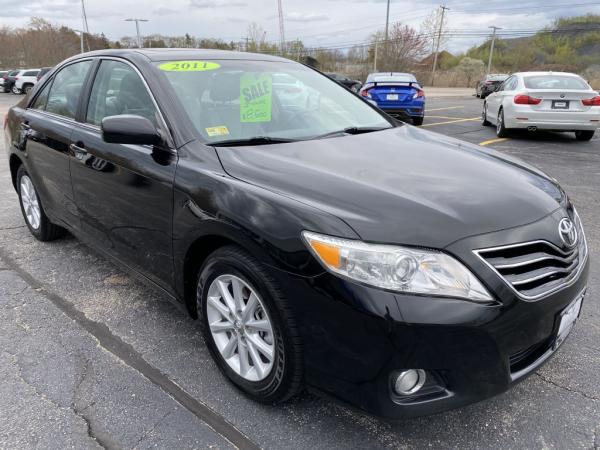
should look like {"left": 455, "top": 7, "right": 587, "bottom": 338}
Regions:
{"left": 206, "top": 274, "right": 275, "bottom": 382}
{"left": 497, "top": 112, "right": 503, "bottom": 134}
{"left": 20, "top": 175, "right": 41, "bottom": 230}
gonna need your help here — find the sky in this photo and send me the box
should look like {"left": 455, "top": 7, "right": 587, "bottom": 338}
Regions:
{"left": 1, "top": 0, "right": 599, "bottom": 53}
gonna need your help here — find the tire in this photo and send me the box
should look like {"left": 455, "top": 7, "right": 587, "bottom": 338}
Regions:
{"left": 23, "top": 84, "right": 33, "bottom": 94}
{"left": 350, "top": 83, "right": 361, "bottom": 93}
{"left": 11, "top": 85, "right": 20, "bottom": 94}
{"left": 197, "top": 245, "right": 303, "bottom": 404}
{"left": 17, "top": 166, "right": 65, "bottom": 241}
{"left": 496, "top": 108, "right": 510, "bottom": 138}
{"left": 482, "top": 103, "right": 491, "bottom": 126}
{"left": 412, "top": 116, "right": 424, "bottom": 126}
{"left": 575, "top": 130, "right": 595, "bottom": 141}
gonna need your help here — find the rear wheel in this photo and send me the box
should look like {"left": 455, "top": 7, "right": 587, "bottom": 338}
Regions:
{"left": 496, "top": 109, "right": 510, "bottom": 138}
{"left": 412, "top": 116, "right": 424, "bottom": 126}
{"left": 17, "top": 166, "right": 65, "bottom": 241}
{"left": 350, "top": 83, "right": 361, "bottom": 93}
{"left": 11, "top": 85, "right": 20, "bottom": 94}
{"left": 197, "top": 246, "right": 303, "bottom": 404}
{"left": 575, "top": 130, "right": 595, "bottom": 141}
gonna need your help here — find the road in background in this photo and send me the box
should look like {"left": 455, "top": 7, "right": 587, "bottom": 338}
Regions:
{"left": 1, "top": 92, "right": 598, "bottom": 449}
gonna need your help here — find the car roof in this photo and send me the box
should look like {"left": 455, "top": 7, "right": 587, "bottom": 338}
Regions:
{"left": 75, "top": 48, "right": 289, "bottom": 63}
{"left": 512, "top": 71, "right": 582, "bottom": 78}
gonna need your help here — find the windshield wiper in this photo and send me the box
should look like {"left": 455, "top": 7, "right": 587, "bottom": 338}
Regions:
{"left": 211, "top": 136, "right": 298, "bottom": 147}
{"left": 313, "top": 126, "right": 392, "bottom": 140}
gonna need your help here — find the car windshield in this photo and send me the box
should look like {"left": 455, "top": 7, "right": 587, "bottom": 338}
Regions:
{"left": 368, "top": 74, "right": 416, "bottom": 84}
{"left": 523, "top": 75, "right": 589, "bottom": 90}
{"left": 156, "top": 59, "right": 391, "bottom": 144}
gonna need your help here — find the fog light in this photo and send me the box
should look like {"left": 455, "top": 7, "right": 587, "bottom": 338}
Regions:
{"left": 394, "top": 369, "right": 426, "bottom": 395}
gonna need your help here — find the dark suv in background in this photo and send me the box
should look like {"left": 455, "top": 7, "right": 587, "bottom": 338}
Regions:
{"left": 2, "top": 70, "right": 20, "bottom": 93}
{"left": 476, "top": 74, "right": 509, "bottom": 98}
{"left": 325, "top": 72, "right": 362, "bottom": 92}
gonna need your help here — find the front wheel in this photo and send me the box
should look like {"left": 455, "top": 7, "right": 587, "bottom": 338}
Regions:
{"left": 197, "top": 246, "right": 303, "bottom": 404}
{"left": 575, "top": 130, "right": 595, "bottom": 141}
{"left": 496, "top": 109, "right": 510, "bottom": 138}
{"left": 23, "top": 84, "right": 33, "bottom": 94}
{"left": 17, "top": 166, "right": 65, "bottom": 241}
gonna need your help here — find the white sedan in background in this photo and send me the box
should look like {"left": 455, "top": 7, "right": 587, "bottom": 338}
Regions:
{"left": 483, "top": 72, "right": 600, "bottom": 141}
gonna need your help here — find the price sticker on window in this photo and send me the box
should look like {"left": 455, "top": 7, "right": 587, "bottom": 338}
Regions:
{"left": 240, "top": 73, "right": 272, "bottom": 123}
{"left": 158, "top": 61, "right": 221, "bottom": 72}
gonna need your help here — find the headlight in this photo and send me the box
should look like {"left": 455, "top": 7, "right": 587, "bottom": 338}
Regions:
{"left": 302, "top": 231, "right": 493, "bottom": 302}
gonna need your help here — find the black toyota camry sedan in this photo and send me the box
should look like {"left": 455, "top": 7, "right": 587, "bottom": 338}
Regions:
{"left": 4, "top": 49, "right": 589, "bottom": 418}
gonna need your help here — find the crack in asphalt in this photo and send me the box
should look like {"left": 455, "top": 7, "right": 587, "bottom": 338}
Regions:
{"left": 535, "top": 372, "right": 599, "bottom": 402}
{"left": 71, "top": 356, "right": 112, "bottom": 450}
{"left": 0, "top": 248, "right": 260, "bottom": 450}
{"left": 0, "top": 225, "right": 25, "bottom": 230}
{"left": 132, "top": 408, "right": 175, "bottom": 449}
{"left": 4, "top": 351, "right": 103, "bottom": 449}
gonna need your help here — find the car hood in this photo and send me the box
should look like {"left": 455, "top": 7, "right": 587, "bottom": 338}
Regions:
{"left": 215, "top": 126, "right": 564, "bottom": 248}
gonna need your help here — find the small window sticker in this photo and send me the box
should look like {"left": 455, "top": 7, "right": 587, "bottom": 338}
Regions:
{"left": 158, "top": 61, "right": 221, "bottom": 72}
{"left": 240, "top": 73, "right": 272, "bottom": 123}
{"left": 205, "top": 126, "right": 230, "bottom": 137}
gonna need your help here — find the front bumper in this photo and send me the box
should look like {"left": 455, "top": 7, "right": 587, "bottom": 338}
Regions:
{"left": 269, "top": 209, "right": 590, "bottom": 418}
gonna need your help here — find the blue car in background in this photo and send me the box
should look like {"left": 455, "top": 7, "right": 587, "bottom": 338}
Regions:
{"left": 360, "top": 72, "right": 425, "bottom": 125}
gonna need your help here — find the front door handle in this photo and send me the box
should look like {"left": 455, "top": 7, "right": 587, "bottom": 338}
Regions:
{"left": 70, "top": 142, "right": 88, "bottom": 160}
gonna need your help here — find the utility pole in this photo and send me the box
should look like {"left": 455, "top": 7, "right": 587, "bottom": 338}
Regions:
{"left": 384, "top": 0, "right": 391, "bottom": 56}
{"left": 73, "top": 29, "right": 84, "bottom": 54}
{"left": 80, "top": 0, "right": 89, "bottom": 51}
{"left": 374, "top": 41, "right": 378, "bottom": 71}
{"left": 487, "top": 26, "right": 502, "bottom": 75}
{"left": 125, "top": 18, "right": 148, "bottom": 48}
{"left": 430, "top": 5, "right": 449, "bottom": 86}
{"left": 277, "top": 0, "right": 286, "bottom": 53}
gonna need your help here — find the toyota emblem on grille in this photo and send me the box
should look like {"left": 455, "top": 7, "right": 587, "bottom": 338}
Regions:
{"left": 558, "top": 218, "right": 578, "bottom": 248}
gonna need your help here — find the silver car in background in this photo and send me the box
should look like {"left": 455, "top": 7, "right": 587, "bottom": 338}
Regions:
{"left": 483, "top": 72, "right": 600, "bottom": 141}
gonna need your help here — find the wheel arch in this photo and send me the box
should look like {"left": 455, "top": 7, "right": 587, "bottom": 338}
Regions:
{"left": 181, "top": 233, "right": 248, "bottom": 318}
{"left": 9, "top": 153, "right": 23, "bottom": 191}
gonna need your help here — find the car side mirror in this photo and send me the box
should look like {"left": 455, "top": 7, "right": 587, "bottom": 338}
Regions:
{"left": 101, "top": 114, "right": 162, "bottom": 146}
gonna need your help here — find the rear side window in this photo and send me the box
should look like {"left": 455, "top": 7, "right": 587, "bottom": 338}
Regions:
{"left": 86, "top": 60, "right": 157, "bottom": 126}
{"left": 45, "top": 60, "right": 93, "bottom": 119}
{"left": 23, "top": 71, "right": 39, "bottom": 77}
{"left": 524, "top": 75, "right": 589, "bottom": 90}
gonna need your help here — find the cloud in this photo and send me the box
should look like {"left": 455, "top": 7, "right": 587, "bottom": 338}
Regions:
{"left": 152, "top": 5, "right": 179, "bottom": 15}
{"left": 286, "top": 12, "right": 329, "bottom": 23}
{"left": 189, "top": 0, "right": 246, "bottom": 8}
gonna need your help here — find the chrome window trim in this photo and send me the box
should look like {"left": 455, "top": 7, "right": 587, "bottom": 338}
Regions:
{"left": 473, "top": 238, "right": 588, "bottom": 301}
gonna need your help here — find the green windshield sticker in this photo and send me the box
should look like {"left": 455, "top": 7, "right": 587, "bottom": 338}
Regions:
{"left": 240, "top": 73, "right": 272, "bottom": 123}
{"left": 158, "top": 61, "right": 220, "bottom": 72}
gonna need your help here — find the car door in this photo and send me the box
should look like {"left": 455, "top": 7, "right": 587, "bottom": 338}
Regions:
{"left": 69, "top": 58, "right": 177, "bottom": 291}
{"left": 17, "top": 60, "right": 94, "bottom": 228}
{"left": 487, "top": 77, "right": 511, "bottom": 122}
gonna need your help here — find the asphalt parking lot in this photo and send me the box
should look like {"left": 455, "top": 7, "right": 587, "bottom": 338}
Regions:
{"left": 0, "top": 91, "right": 598, "bottom": 450}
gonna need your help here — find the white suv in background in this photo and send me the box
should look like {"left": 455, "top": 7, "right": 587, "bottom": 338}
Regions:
{"left": 13, "top": 69, "right": 40, "bottom": 94}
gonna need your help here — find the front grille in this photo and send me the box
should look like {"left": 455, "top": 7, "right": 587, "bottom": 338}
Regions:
{"left": 476, "top": 240, "right": 582, "bottom": 300}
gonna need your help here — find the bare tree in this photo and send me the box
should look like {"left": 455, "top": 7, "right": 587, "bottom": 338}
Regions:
{"left": 371, "top": 23, "right": 428, "bottom": 72}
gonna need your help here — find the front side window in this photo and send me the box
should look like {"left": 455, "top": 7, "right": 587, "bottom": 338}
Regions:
{"left": 157, "top": 59, "right": 391, "bottom": 143}
{"left": 31, "top": 80, "right": 51, "bottom": 110}
{"left": 86, "top": 60, "right": 158, "bottom": 126}
{"left": 45, "top": 60, "right": 93, "bottom": 119}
